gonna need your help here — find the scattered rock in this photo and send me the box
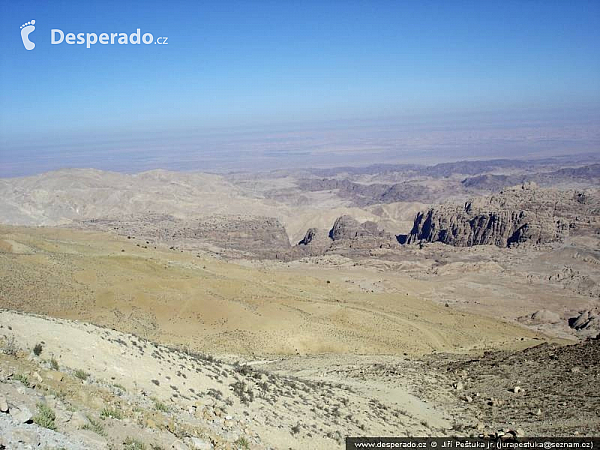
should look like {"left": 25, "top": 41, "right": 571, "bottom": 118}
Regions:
{"left": 569, "top": 309, "right": 600, "bottom": 334}
{"left": 0, "top": 396, "right": 8, "bottom": 413}
{"left": 10, "top": 429, "right": 41, "bottom": 447}
{"left": 189, "top": 437, "right": 213, "bottom": 450}
{"left": 10, "top": 405, "right": 33, "bottom": 423}
{"left": 45, "top": 370, "right": 64, "bottom": 382}
{"left": 70, "top": 411, "right": 89, "bottom": 428}
{"left": 172, "top": 440, "right": 190, "bottom": 450}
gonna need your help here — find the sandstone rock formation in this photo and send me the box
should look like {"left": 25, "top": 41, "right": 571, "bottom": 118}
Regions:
{"left": 407, "top": 184, "right": 599, "bottom": 247}
{"left": 294, "top": 215, "right": 400, "bottom": 258}
{"left": 530, "top": 310, "right": 561, "bottom": 324}
{"left": 297, "top": 227, "right": 330, "bottom": 248}
{"left": 569, "top": 309, "right": 600, "bottom": 335}
{"left": 80, "top": 213, "right": 292, "bottom": 257}
{"left": 329, "top": 215, "right": 383, "bottom": 240}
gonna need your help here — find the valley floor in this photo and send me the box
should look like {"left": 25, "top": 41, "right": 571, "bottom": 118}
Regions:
{"left": 0, "top": 225, "right": 598, "bottom": 449}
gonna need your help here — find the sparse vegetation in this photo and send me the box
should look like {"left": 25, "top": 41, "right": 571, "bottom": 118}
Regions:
{"left": 33, "top": 403, "right": 57, "bottom": 431}
{"left": 230, "top": 380, "right": 255, "bottom": 405}
{"left": 50, "top": 357, "right": 59, "bottom": 370}
{"left": 233, "top": 362, "right": 254, "bottom": 376}
{"left": 152, "top": 397, "right": 169, "bottom": 412}
{"left": 207, "top": 388, "right": 224, "bottom": 400}
{"left": 3, "top": 335, "right": 17, "bottom": 356}
{"left": 14, "top": 373, "right": 30, "bottom": 387}
{"left": 46, "top": 388, "right": 67, "bottom": 402}
{"left": 74, "top": 369, "right": 89, "bottom": 381}
{"left": 234, "top": 436, "right": 250, "bottom": 449}
{"left": 124, "top": 437, "right": 146, "bottom": 450}
{"left": 82, "top": 415, "right": 106, "bottom": 436}
{"left": 100, "top": 407, "right": 123, "bottom": 420}
{"left": 33, "top": 342, "right": 43, "bottom": 356}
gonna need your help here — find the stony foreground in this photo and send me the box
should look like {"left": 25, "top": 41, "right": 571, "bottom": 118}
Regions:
{"left": 0, "top": 310, "right": 450, "bottom": 449}
{"left": 1, "top": 310, "right": 598, "bottom": 449}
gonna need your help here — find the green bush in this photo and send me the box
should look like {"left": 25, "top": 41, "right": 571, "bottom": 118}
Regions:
{"left": 124, "top": 437, "right": 146, "bottom": 450}
{"left": 74, "top": 369, "right": 89, "bottom": 381}
{"left": 82, "top": 415, "right": 106, "bottom": 436}
{"left": 15, "top": 374, "right": 30, "bottom": 387}
{"left": 234, "top": 436, "right": 250, "bottom": 449}
{"left": 33, "top": 343, "right": 43, "bottom": 356}
{"left": 33, "top": 403, "right": 57, "bottom": 431}
{"left": 152, "top": 398, "right": 169, "bottom": 412}
{"left": 100, "top": 407, "right": 123, "bottom": 420}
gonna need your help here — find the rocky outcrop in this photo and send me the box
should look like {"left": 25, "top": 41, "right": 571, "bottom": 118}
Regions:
{"left": 183, "top": 215, "right": 292, "bottom": 253}
{"left": 530, "top": 310, "right": 561, "bottom": 324}
{"left": 293, "top": 215, "right": 399, "bottom": 258}
{"left": 569, "top": 309, "right": 600, "bottom": 335}
{"left": 329, "top": 215, "right": 383, "bottom": 240}
{"left": 80, "top": 214, "right": 292, "bottom": 258}
{"left": 408, "top": 207, "right": 567, "bottom": 247}
{"left": 407, "top": 184, "right": 599, "bottom": 247}
{"left": 324, "top": 215, "right": 399, "bottom": 254}
{"left": 461, "top": 164, "right": 600, "bottom": 192}
{"left": 296, "top": 179, "right": 438, "bottom": 205}
{"left": 298, "top": 227, "right": 331, "bottom": 248}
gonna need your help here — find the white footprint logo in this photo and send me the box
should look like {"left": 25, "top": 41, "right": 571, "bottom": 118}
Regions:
{"left": 20, "top": 20, "right": 36, "bottom": 50}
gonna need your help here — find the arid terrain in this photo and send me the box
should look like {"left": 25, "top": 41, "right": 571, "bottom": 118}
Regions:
{"left": 1, "top": 156, "right": 599, "bottom": 449}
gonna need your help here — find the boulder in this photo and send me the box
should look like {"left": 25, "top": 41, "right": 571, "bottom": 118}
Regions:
{"left": 569, "top": 309, "right": 600, "bottom": 332}
{"left": 10, "top": 405, "right": 32, "bottom": 423}
{"left": 188, "top": 437, "right": 213, "bottom": 449}
{"left": 531, "top": 310, "right": 561, "bottom": 324}
{"left": 0, "top": 395, "right": 8, "bottom": 413}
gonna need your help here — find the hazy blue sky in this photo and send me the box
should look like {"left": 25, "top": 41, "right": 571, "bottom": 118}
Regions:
{"left": 1, "top": 0, "right": 599, "bottom": 176}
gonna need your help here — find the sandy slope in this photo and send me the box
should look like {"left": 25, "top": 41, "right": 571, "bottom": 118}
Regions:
{"left": 2, "top": 310, "right": 591, "bottom": 449}
{"left": 0, "top": 225, "right": 546, "bottom": 358}
{"left": 0, "top": 310, "right": 451, "bottom": 449}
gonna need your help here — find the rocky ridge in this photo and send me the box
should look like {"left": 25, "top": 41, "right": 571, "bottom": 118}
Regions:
{"left": 78, "top": 214, "right": 292, "bottom": 258}
{"left": 407, "top": 184, "right": 600, "bottom": 247}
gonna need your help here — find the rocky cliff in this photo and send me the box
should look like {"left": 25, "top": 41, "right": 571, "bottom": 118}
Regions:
{"left": 329, "top": 215, "right": 384, "bottom": 240}
{"left": 407, "top": 184, "right": 599, "bottom": 247}
{"left": 297, "top": 227, "right": 331, "bottom": 248}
